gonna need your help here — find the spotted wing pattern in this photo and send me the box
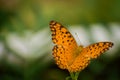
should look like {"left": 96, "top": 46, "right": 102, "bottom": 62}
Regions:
{"left": 50, "top": 20, "right": 114, "bottom": 72}
{"left": 50, "top": 21, "right": 78, "bottom": 69}
{"left": 68, "top": 42, "right": 113, "bottom": 72}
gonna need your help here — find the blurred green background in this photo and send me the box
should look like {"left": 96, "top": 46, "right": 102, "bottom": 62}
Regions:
{"left": 0, "top": 0, "right": 120, "bottom": 80}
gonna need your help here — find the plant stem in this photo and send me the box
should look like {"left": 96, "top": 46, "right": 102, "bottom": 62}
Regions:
{"left": 75, "top": 72, "right": 80, "bottom": 80}
{"left": 69, "top": 72, "right": 80, "bottom": 80}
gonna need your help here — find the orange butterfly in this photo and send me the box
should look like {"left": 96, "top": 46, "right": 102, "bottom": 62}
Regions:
{"left": 50, "top": 21, "right": 113, "bottom": 72}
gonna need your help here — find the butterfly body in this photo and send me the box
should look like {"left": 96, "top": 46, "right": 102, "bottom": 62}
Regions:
{"left": 50, "top": 20, "right": 113, "bottom": 72}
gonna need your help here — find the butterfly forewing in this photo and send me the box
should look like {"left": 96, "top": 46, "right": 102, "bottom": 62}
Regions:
{"left": 50, "top": 21, "right": 77, "bottom": 47}
{"left": 83, "top": 42, "right": 114, "bottom": 58}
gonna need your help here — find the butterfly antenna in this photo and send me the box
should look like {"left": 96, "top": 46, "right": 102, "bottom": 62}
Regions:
{"left": 75, "top": 33, "right": 82, "bottom": 46}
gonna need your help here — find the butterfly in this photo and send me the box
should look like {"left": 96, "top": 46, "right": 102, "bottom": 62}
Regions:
{"left": 50, "top": 20, "right": 113, "bottom": 72}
